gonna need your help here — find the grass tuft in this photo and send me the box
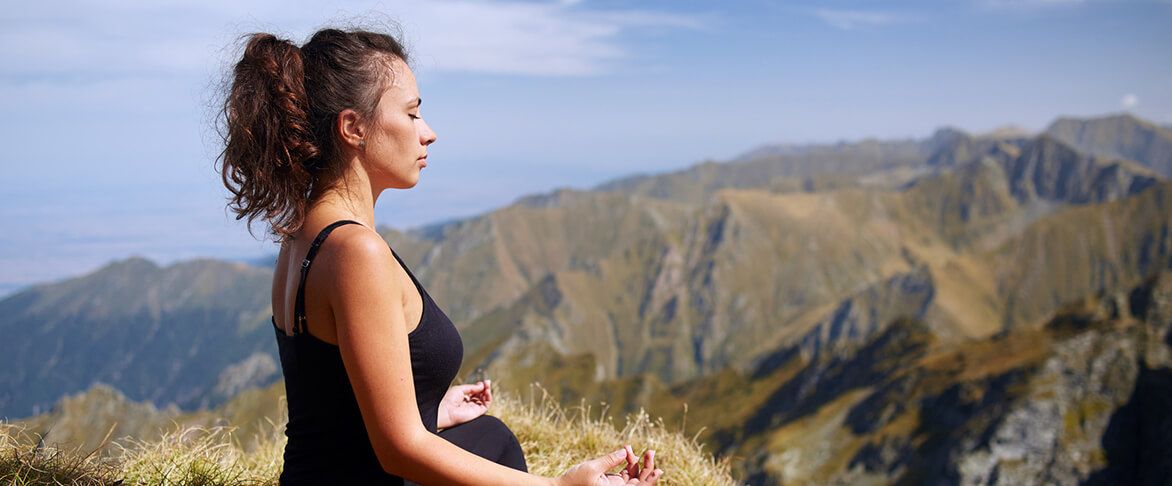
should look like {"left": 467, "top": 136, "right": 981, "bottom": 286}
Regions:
{"left": 498, "top": 383, "right": 738, "bottom": 485}
{"left": 0, "top": 424, "right": 121, "bottom": 485}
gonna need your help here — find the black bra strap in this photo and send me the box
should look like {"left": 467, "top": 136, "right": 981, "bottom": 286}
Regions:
{"left": 293, "top": 220, "right": 364, "bottom": 335}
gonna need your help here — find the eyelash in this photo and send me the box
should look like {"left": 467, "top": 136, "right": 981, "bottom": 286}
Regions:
{"left": 409, "top": 113, "right": 421, "bottom": 120}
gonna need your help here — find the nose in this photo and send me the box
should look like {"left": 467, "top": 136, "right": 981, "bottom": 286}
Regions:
{"left": 420, "top": 119, "right": 437, "bottom": 146}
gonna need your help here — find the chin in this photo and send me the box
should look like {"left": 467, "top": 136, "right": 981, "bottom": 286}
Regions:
{"left": 388, "top": 173, "right": 421, "bottom": 190}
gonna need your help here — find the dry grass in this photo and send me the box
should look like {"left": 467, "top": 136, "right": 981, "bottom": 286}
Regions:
{"left": 1, "top": 384, "right": 737, "bottom": 485}
{"left": 0, "top": 423, "right": 121, "bottom": 485}
{"left": 113, "top": 424, "right": 283, "bottom": 486}
{"left": 498, "top": 384, "right": 738, "bottom": 486}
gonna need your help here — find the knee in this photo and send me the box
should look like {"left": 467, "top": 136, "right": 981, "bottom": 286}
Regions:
{"left": 471, "top": 415, "right": 523, "bottom": 452}
{"left": 475, "top": 415, "right": 526, "bottom": 471}
{"left": 472, "top": 414, "right": 514, "bottom": 439}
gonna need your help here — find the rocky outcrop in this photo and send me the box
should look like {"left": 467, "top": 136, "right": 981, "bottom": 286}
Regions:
{"left": 954, "top": 273, "right": 1172, "bottom": 485}
{"left": 694, "top": 272, "right": 1172, "bottom": 485}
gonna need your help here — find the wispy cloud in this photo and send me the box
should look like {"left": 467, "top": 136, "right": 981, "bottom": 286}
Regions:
{"left": 405, "top": 1, "right": 703, "bottom": 76}
{"left": 0, "top": 0, "right": 703, "bottom": 81}
{"left": 810, "top": 8, "right": 917, "bottom": 31}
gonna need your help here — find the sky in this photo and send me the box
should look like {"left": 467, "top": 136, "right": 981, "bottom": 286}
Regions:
{"left": 1, "top": 0, "right": 1170, "bottom": 295}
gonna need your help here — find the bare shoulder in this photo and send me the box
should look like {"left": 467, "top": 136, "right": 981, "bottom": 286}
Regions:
{"left": 315, "top": 224, "right": 389, "bottom": 262}
{"left": 312, "top": 224, "right": 406, "bottom": 322}
{"left": 314, "top": 225, "right": 397, "bottom": 283}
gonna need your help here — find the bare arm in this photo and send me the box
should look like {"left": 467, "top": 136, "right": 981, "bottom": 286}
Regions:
{"left": 326, "top": 230, "right": 554, "bottom": 485}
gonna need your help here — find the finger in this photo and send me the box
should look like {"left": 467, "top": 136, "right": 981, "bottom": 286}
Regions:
{"left": 638, "top": 463, "right": 653, "bottom": 482}
{"left": 485, "top": 379, "right": 493, "bottom": 402}
{"left": 625, "top": 445, "right": 638, "bottom": 478}
{"left": 590, "top": 448, "right": 629, "bottom": 472}
{"left": 477, "top": 380, "right": 490, "bottom": 402}
{"left": 644, "top": 449, "right": 655, "bottom": 472}
{"left": 638, "top": 453, "right": 651, "bottom": 482}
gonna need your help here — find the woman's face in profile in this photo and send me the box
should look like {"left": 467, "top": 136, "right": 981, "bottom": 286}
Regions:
{"left": 364, "top": 59, "right": 438, "bottom": 190}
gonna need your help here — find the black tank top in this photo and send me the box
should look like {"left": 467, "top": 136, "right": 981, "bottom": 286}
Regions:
{"left": 271, "top": 220, "right": 464, "bottom": 485}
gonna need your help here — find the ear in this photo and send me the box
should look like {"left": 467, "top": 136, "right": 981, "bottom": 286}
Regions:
{"left": 337, "top": 108, "right": 365, "bottom": 150}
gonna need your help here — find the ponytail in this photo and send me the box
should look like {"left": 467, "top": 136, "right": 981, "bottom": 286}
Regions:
{"left": 216, "top": 28, "right": 409, "bottom": 242}
{"left": 218, "top": 33, "right": 319, "bottom": 242}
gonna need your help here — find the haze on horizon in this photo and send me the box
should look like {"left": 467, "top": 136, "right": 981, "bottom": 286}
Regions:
{"left": 1, "top": 0, "right": 1170, "bottom": 296}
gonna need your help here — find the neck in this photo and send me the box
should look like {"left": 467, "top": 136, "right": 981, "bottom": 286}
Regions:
{"left": 309, "top": 159, "right": 381, "bottom": 230}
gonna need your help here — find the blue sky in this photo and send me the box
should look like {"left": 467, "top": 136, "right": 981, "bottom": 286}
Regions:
{"left": 1, "top": 0, "right": 1170, "bottom": 295}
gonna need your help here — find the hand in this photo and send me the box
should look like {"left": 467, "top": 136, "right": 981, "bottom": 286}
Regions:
{"left": 436, "top": 380, "right": 493, "bottom": 430}
{"left": 556, "top": 445, "right": 663, "bottom": 486}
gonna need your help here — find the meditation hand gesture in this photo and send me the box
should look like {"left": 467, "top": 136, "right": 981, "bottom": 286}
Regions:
{"left": 437, "top": 379, "right": 493, "bottom": 429}
{"left": 557, "top": 445, "right": 663, "bottom": 486}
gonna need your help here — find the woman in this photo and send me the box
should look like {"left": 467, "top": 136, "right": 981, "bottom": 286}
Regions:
{"left": 217, "top": 26, "right": 664, "bottom": 485}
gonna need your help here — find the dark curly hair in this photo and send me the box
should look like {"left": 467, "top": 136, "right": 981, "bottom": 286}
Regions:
{"left": 216, "top": 28, "right": 409, "bottom": 242}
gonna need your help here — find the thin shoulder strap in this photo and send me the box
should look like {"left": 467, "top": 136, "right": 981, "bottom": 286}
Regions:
{"left": 293, "top": 219, "right": 364, "bottom": 335}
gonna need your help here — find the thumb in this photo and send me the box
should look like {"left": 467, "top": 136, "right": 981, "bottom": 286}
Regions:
{"left": 587, "top": 448, "right": 629, "bottom": 473}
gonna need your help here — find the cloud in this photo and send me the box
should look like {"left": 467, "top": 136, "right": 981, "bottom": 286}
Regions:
{"left": 404, "top": 1, "right": 703, "bottom": 76}
{"left": 1121, "top": 93, "right": 1139, "bottom": 109}
{"left": 0, "top": 0, "right": 703, "bottom": 81}
{"left": 810, "top": 9, "right": 916, "bottom": 31}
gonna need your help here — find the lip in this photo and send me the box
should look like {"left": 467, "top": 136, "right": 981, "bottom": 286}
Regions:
{"left": 418, "top": 155, "right": 428, "bottom": 167}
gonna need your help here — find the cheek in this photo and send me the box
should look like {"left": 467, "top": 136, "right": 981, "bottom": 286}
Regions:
{"left": 372, "top": 120, "right": 410, "bottom": 152}
{"left": 384, "top": 118, "right": 416, "bottom": 146}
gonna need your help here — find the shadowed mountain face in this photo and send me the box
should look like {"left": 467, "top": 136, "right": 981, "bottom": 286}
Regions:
{"left": 2, "top": 114, "right": 1170, "bottom": 484}
{"left": 1045, "top": 113, "right": 1172, "bottom": 178}
{"left": 0, "top": 258, "right": 275, "bottom": 417}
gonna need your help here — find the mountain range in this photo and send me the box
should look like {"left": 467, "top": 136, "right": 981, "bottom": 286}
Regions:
{"left": 3, "top": 112, "right": 1170, "bottom": 484}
